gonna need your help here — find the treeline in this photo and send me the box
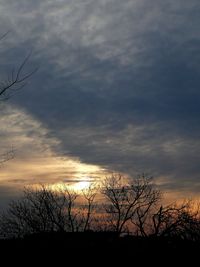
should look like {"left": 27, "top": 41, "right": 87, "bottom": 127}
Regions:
{"left": 0, "top": 174, "right": 199, "bottom": 241}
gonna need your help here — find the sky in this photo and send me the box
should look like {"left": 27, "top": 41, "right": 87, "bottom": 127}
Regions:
{"left": 0, "top": 0, "right": 200, "bottom": 207}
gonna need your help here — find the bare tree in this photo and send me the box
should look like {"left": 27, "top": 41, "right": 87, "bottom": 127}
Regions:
{"left": 60, "top": 184, "right": 97, "bottom": 232}
{"left": 0, "top": 32, "right": 37, "bottom": 101}
{"left": 0, "top": 182, "right": 199, "bottom": 240}
{"left": 23, "top": 186, "right": 68, "bottom": 233}
{"left": 0, "top": 32, "right": 37, "bottom": 165}
{"left": 81, "top": 184, "right": 97, "bottom": 232}
{"left": 62, "top": 186, "right": 78, "bottom": 232}
{"left": 0, "top": 186, "right": 67, "bottom": 238}
{"left": 101, "top": 173, "right": 161, "bottom": 235}
{"left": 150, "top": 201, "right": 200, "bottom": 240}
{"left": 0, "top": 184, "right": 91, "bottom": 238}
{"left": 131, "top": 183, "right": 161, "bottom": 236}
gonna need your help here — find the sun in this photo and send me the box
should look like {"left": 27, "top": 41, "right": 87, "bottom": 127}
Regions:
{"left": 48, "top": 179, "right": 93, "bottom": 193}
{"left": 71, "top": 181, "right": 91, "bottom": 191}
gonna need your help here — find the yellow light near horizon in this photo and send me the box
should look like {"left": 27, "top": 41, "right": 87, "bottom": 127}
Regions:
{"left": 49, "top": 180, "right": 92, "bottom": 193}
{"left": 71, "top": 181, "right": 91, "bottom": 191}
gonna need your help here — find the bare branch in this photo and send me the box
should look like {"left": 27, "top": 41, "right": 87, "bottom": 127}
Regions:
{"left": 0, "top": 147, "right": 15, "bottom": 165}
{"left": 0, "top": 52, "right": 38, "bottom": 100}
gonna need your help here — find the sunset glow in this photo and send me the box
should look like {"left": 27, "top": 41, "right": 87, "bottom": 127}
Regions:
{"left": 0, "top": 0, "right": 199, "bottom": 209}
{"left": 0, "top": 0, "right": 199, "bottom": 258}
{"left": 49, "top": 180, "right": 93, "bottom": 193}
{"left": 70, "top": 180, "right": 91, "bottom": 191}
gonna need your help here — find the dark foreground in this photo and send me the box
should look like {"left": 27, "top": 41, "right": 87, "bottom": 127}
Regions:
{"left": 0, "top": 232, "right": 199, "bottom": 264}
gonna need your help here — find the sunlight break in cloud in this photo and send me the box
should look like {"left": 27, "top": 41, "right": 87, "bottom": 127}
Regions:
{"left": 0, "top": 103, "right": 105, "bottom": 190}
{"left": 0, "top": 0, "right": 199, "bottom": 202}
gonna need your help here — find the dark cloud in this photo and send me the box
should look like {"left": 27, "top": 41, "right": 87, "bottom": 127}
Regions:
{"left": 0, "top": 0, "right": 200, "bottom": 200}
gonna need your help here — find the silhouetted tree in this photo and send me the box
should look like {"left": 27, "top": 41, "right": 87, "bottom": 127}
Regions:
{"left": 0, "top": 184, "right": 97, "bottom": 238}
{"left": 55, "top": 184, "right": 97, "bottom": 232}
{"left": 82, "top": 184, "right": 97, "bottom": 232}
{"left": 0, "top": 180, "right": 199, "bottom": 240}
{"left": 0, "top": 186, "right": 66, "bottom": 237}
{"left": 101, "top": 174, "right": 161, "bottom": 235}
{"left": 63, "top": 186, "right": 78, "bottom": 232}
{"left": 150, "top": 201, "right": 200, "bottom": 240}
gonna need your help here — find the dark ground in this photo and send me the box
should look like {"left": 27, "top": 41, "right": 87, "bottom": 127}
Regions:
{"left": 0, "top": 232, "right": 199, "bottom": 265}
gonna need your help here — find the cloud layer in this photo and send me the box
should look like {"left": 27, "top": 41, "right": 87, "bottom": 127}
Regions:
{"left": 0, "top": 0, "right": 200, "bottom": 201}
{"left": 0, "top": 104, "right": 105, "bottom": 198}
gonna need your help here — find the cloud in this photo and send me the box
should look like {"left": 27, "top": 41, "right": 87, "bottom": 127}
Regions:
{"left": 53, "top": 123, "right": 200, "bottom": 188}
{"left": 0, "top": 104, "right": 105, "bottom": 191}
{"left": 0, "top": 0, "right": 199, "bottom": 201}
